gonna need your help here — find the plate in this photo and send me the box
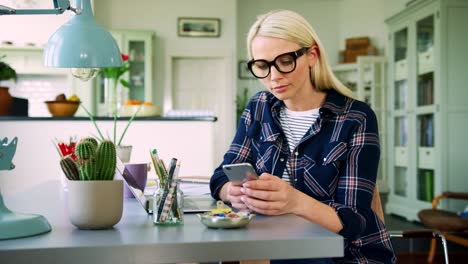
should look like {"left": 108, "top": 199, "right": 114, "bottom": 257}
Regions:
{"left": 120, "top": 105, "right": 161, "bottom": 117}
{"left": 197, "top": 212, "right": 255, "bottom": 229}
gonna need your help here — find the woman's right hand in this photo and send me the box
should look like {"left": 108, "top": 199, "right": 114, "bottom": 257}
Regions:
{"left": 219, "top": 182, "right": 251, "bottom": 211}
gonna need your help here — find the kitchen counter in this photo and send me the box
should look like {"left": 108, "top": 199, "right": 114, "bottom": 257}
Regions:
{"left": 0, "top": 116, "right": 217, "bottom": 122}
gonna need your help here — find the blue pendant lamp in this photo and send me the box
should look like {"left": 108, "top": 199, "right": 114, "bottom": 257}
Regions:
{"left": 44, "top": 0, "right": 122, "bottom": 80}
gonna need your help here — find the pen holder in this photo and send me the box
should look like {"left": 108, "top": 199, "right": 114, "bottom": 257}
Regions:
{"left": 153, "top": 180, "right": 184, "bottom": 225}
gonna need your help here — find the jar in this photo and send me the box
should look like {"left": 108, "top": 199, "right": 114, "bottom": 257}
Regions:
{"left": 153, "top": 180, "right": 184, "bottom": 225}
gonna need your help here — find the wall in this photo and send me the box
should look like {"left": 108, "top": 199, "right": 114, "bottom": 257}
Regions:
{"left": 236, "top": 0, "right": 343, "bottom": 98}
{"left": 0, "top": 0, "right": 70, "bottom": 47}
{"left": 236, "top": 0, "right": 409, "bottom": 99}
{"left": 94, "top": 0, "right": 238, "bottom": 112}
{"left": 337, "top": 0, "right": 408, "bottom": 55}
{"left": 1, "top": 0, "right": 410, "bottom": 114}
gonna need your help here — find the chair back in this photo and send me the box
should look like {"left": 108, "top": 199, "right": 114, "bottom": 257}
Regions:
{"left": 371, "top": 185, "right": 385, "bottom": 223}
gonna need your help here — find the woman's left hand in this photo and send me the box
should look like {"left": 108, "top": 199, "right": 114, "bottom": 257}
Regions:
{"left": 240, "top": 173, "right": 302, "bottom": 215}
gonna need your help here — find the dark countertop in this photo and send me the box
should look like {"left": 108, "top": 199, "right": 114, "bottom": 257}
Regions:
{"left": 0, "top": 116, "right": 217, "bottom": 122}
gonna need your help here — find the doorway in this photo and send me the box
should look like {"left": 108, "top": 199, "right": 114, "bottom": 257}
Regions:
{"left": 170, "top": 56, "right": 235, "bottom": 167}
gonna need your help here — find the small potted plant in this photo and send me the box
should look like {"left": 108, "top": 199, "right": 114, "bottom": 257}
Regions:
{"left": 0, "top": 55, "right": 17, "bottom": 115}
{"left": 57, "top": 106, "right": 141, "bottom": 229}
{"left": 60, "top": 137, "right": 123, "bottom": 229}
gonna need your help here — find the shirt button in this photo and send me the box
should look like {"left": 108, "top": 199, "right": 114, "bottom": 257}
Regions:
{"left": 295, "top": 152, "right": 299, "bottom": 156}
{"left": 280, "top": 158, "right": 285, "bottom": 162}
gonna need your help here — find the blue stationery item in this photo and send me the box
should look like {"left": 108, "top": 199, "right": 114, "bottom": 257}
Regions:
{"left": 0, "top": 137, "right": 51, "bottom": 240}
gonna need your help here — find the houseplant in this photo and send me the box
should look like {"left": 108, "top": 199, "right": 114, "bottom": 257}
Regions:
{"left": 57, "top": 105, "right": 142, "bottom": 229}
{"left": 0, "top": 55, "right": 17, "bottom": 115}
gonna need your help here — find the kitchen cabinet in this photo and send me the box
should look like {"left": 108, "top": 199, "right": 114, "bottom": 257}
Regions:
{"left": 385, "top": 0, "right": 468, "bottom": 221}
{"left": 95, "top": 30, "right": 155, "bottom": 116}
{"left": 332, "top": 56, "right": 388, "bottom": 191}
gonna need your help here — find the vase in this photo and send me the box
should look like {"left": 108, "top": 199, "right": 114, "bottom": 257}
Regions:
{"left": 0, "top": 86, "right": 13, "bottom": 116}
{"left": 67, "top": 180, "right": 123, "bottom": 229}
{"left": 104, "top": 78, "right": 122, "bottom": 117}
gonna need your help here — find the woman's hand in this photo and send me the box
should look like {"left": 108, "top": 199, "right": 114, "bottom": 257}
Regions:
{"left": 240, "top": 173, "right": 302, "bottom": 215}
{"left": 218, "top": 182, "right": 251, "bottom": 211}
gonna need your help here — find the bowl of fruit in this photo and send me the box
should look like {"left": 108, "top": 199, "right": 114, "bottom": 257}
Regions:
{"left": 45, "top": 94, "right": 81, "bottom": 117}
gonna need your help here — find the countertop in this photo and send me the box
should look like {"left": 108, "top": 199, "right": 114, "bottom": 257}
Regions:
{"left": 0, "top": 181, "right": 344, "bottom": 263}
{"left": 0, "top": 116, "right": 217, "bottom": 122}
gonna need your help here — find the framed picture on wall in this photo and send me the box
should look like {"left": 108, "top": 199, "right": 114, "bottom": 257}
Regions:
{"left": 177, "top": 17, "right": 221, "bottom": 37}
{"left": 238, "top": 60, "right": 254, "bottom": 79}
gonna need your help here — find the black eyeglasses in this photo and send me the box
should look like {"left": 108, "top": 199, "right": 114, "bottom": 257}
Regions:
{"left": 247, "top": 47, "right": 310, "bottom": 79}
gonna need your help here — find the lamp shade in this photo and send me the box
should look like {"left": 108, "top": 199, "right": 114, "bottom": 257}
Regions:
{"left": 43, "top": 0, "right": 122, "bottom": 68}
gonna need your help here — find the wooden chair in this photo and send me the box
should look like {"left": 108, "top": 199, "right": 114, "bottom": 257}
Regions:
{"left": 372, "top": 186, "right": 451, "bottom": 264}
{"left": 417, "top": 192, "right": 468, "bottom": 263}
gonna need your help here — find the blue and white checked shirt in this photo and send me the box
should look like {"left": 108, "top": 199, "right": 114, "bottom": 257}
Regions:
{"left": 210, "top": 90, "right": 396, "bottom": 263}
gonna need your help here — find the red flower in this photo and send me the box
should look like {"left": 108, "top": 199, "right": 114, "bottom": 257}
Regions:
{"left": 54, "top": 137, "right": 78, "bottom": 161}
{"left": 121, "top": 53, "right": 129, "bottom": 61}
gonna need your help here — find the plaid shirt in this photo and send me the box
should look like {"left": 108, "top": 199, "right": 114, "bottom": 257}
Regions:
{"left": 210, "top": 90, "right": 396, "bottom": 263}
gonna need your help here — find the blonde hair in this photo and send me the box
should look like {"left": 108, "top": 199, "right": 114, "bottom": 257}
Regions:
{"left": 247, "top": 10, "right": 354, "bottom": 98}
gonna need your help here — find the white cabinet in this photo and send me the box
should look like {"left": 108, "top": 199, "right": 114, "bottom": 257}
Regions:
{"left": 385, "top": 0, "right": 468, "bottom": 221}
{"left": 332, "top": 56, "right": 388, "bottom": 191}
{"left": 95, "top": 30, "right": 154, "bottom": 116}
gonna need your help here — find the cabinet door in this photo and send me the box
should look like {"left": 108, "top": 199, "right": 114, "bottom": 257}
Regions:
{"left": 121, "top": 32, "right": 154, "bottom": 104}
{"left": 415, "top": 14, "right": 435, "bottom": 202}
{"left": 391, "top": 26, "right": 410, "bottom": 197}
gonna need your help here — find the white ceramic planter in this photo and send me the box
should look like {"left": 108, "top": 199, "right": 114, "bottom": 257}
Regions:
{"left": 67, "top": 180, "right": 123, "bottom": 229}
{"left": 116, "top": 145, "right": 132, "bottom": 163}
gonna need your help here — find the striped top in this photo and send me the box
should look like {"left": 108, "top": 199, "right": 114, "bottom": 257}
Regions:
{"left": 280, "top": 107, "right": 319, "bottom": 183}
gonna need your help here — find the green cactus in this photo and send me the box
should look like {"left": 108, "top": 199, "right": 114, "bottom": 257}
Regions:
{"left": 81, "top": 137, "right": 98, "bottom": 149}
{"left": 75, "top": 141, "right": 96, "bottom": 161}
{"left": 96, "top": 140, "right": 116, "bottom": 181}
{"left": 58, "top": 139, "right": 117, "bottom": 181}
{"left": 60, "top": 156, "right": 79, "bottom": 181}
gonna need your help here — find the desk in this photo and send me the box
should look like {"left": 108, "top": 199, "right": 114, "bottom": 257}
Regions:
{"left": 0, "top": 181, "right": 343, "bottom": 263}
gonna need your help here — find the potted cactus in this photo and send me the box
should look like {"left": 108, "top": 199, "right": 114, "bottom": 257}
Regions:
{"left": 60, "top": 137, "right": 123, "bottom": 230}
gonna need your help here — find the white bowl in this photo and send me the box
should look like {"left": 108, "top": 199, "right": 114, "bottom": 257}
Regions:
{"left": 120, "top": 105, "right": 161, "bottom": 117}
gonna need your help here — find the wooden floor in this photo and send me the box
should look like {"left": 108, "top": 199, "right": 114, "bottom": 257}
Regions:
{"left": 397, "top": 251, "right": 468, "bottom": 264}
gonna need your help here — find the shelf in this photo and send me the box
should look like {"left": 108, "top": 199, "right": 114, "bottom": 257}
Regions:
{"left": 332, "top": 63, "right": 357, "bottom": 72}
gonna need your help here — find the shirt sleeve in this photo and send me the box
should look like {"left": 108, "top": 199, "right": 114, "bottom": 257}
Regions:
{"left": 328, "top": 105, "right": 381, "bottom": 240}
{"left": 209, "top": 101, "right": 255, "bottom": 200}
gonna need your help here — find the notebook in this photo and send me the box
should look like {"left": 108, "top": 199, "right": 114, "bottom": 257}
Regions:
{"left": 117, "top": 157, "right": 216, "bottom": 214}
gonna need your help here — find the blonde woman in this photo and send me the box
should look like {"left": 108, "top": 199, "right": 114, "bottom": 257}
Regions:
{"left": 210, "top": 10, "right": 396, "bottom": 263}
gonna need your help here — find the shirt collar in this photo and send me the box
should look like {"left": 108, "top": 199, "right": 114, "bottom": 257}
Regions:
{"left": 270, "top": 89, "right": 349, "bottom": 117}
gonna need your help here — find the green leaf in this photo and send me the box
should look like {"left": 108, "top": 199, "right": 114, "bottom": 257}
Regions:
{"left": 120, "top": 79, "right": 130, "bottom": 89}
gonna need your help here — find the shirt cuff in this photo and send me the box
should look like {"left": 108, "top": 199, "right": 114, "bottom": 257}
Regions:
{"left": 331, "top": 204, "right": 366, "bottom": 240}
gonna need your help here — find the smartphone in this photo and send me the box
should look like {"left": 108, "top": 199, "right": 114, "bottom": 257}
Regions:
{"left": 222, "top": 163, "right": 259, "bottom": 184}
